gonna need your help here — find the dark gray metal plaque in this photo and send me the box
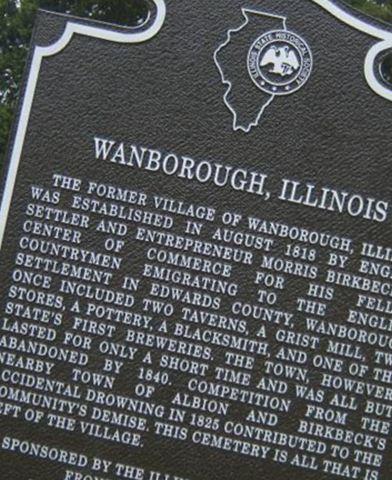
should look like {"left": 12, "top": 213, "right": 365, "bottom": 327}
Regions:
{"left": 0, "top": 1, "right": 391, "bottom": 480}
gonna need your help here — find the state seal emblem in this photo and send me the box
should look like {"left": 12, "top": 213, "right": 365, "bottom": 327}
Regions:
{"left": 247, "top": 30, "right": 313, "bottom": 95}
{"left": 215, "top": 3, "right": 391, "bottom": 133}
{"left": 214, "top": 8, "right": 316, "bottom": 133}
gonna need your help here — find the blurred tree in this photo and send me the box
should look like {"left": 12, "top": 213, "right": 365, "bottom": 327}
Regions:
{"left": 349, "top": 0, "right": 392, "bottom": 22}
{"left": 38, "top": 0, "right": 149, "bottom": 25}
{"left": 0, "top": 0, "right": 148, "bottom": 161}
{"left": 0, "top": 0, "right": 391, "bottom": 164}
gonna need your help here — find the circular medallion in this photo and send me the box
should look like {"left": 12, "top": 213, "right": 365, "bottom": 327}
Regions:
{"left": 247, "top": 30, "right": 313, "bottom": 95}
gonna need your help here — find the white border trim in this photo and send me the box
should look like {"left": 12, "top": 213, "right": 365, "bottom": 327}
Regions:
{"left": 214, "top": 0, "right": 392, "bottom": 132}
{"left": 313, "top": 0, "right": 392, "bottom": 102}
{"left": 0, "top": 0, "right": 166, "bottom": 248}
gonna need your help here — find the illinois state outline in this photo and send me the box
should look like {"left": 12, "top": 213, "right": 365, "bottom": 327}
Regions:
{"left": 214, "top": 8, "right": 287, "bottom": 132}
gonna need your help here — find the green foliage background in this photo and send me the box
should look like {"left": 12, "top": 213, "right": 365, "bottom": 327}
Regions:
{"left": 0, "top": 0, "right": 391, "bottom": 165}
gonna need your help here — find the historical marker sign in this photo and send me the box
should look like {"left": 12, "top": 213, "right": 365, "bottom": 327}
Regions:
{"left": 0, "top": 1, "right": 391, "bottom": 479}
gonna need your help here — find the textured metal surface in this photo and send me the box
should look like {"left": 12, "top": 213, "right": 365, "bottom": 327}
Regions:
{"left": 0, "top": 1, "right": 391, "bottom": 479}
